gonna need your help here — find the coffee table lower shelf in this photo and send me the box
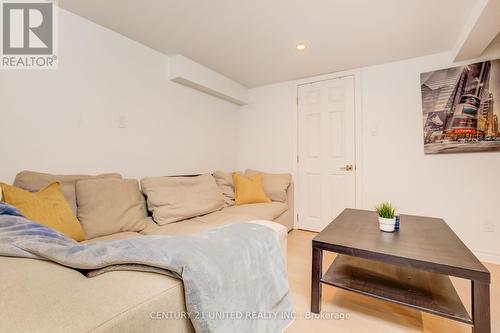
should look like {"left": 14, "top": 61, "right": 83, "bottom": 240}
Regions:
{"left": 321, "top": 255, "right": 472, "bottom": 325}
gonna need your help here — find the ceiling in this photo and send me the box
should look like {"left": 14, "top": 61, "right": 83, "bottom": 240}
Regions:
{"left": 59, "top": 0, "right": 478, "bottom": 88}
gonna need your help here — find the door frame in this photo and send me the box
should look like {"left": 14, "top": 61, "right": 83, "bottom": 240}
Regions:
{"left": 292, "top": 69, "right": 363, "bottom": 230}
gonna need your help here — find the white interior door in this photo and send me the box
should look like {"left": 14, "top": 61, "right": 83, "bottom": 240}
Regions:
{"left": 298, "top": 76, "right": 356, "bottom": 232}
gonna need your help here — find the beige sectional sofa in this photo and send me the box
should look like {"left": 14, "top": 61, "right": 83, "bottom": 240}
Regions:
{"left": 0, "top": 170, "right": 293, "bottom": 333}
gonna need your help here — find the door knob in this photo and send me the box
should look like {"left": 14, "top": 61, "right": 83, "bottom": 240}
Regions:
{"left": 340, "top": 164, "right": 354, "bottom": 171}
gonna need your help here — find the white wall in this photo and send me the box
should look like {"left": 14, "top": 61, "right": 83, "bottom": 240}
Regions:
{"left": 239, "top": 81, "right": 296, "bottom": 172}
{"left": 0, "top": 8, "right": 240, "bottom": 183}
{"left": 239, "top": 50, "right": 500, "bottom": 262}
{"left": 361, "top": 51, "right": 500, "bottom": 262}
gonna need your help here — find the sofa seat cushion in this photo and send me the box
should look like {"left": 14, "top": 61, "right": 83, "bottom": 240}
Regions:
{"left": 140, "top": 216, "right": 288, "bottom": 262}
{"left": 221, "top": 202, "right": 288, "bottom": 221}
{"left": 0, "top": 256, "right": 193, "bottom": 333}
{"left": 79, "top": 231, "right": 142, "bottom": 244}
{"left": 140, "top": 212, "right": 256, "bottom": 236}
{"left": 141, "top": 202, "right": 287, "bottom": 236}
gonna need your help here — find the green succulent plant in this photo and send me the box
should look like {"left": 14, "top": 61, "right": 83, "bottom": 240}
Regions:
{"left": 375, "top": 202, "right": 396, "bottom": 218}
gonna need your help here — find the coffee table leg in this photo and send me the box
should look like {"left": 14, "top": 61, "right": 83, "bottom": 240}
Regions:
{"left": 311, "top": 246, "right": 323, "bottom": 313}
{"left": 472, "top": 280, "right": 490, "bottom": 333}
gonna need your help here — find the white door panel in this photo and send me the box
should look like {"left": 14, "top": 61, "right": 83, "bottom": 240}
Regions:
{"left": 298, "top": 76, "right": 356, "bottom": 232}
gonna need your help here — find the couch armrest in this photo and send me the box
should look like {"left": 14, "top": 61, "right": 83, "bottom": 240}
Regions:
{"left": 273, "top": 182, "right": 294, "bottom": 231}
{"left": 0, "top": 257, "right": 192, "bottom": 333}
{"left": 246, "top": 220, "right": 287, "bottom": 261}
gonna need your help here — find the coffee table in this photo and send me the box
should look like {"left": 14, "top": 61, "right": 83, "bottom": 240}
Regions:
{"left": 311, "top": 209, "right": 491, "bottom": 333}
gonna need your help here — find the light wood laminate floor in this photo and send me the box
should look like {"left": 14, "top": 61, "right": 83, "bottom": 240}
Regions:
{"left": 285, "top": 230, "right": 499, "bottom": 333}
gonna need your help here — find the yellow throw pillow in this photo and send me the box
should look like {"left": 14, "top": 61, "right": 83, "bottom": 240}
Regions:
{"left": 232, "top": 173, "right": 271, "bottom": 206}
{"left": 1, "top": 182, "right": 85, "bottom": 241}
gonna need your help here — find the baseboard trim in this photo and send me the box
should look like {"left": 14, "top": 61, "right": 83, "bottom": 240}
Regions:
{"left": 473, "top": 249, "right": 500, "bottom": 265}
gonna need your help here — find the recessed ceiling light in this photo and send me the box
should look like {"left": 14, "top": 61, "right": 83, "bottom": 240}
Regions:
{"left": 296, "top": 44, "right": 307, "bottom": 51}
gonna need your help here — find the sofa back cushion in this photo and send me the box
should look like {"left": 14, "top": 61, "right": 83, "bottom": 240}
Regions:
{"left": 1, "top": 182, "right": 85, "bottom": 241}
{"left": 244, "top": 169, "right": 291, "bottom": 203}
{"left": 141, "top": 174, "right": 224, "bottom": 225}
{"left": 14, "top": 171, "right": 122, "bottom": 215}
{"left": 232, "top": 173, "right": 271, "bottom": 205}
{"left": 76, "top": 178, "right": 147, "bottom": 240}
{"left": 212, "top": 171, "right": 236, "bottom": 207}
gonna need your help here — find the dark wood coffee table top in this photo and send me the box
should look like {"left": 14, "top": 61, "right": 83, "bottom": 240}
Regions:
{"left": 313, "top": 209, "right": 489, "bottom": 282}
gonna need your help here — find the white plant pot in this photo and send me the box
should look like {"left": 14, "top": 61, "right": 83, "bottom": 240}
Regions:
{"left": 378, "top": 216, "right": 396, "bottom": 232}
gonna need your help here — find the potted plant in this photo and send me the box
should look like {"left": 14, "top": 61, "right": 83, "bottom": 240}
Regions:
{"left": 375, "top": 202, "right": 396, "bottom": 232}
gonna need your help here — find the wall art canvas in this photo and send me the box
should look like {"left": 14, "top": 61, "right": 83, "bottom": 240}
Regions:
{"left": 420, "top": 59, "right": 500, "bottom": 154}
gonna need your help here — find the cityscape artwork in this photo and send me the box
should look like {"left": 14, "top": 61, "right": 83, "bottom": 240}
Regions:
{"left": 420, "top": 58, "right": 500, "bottom": 154}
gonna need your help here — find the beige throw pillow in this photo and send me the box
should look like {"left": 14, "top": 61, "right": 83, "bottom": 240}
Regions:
{"left": 141, "top": 174, "right": 224, "bottom": 225}
{"left": 245, "top": 169, "right": 291, "bottom": 203}
{"left": 76, "top": 178, "right": 147, "bottom": 239}
{"left": 14, "top": 171, "right": 122, "bottom": 215}
{"left": 213, "top": 171, "right": 236, "bottom": 207}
